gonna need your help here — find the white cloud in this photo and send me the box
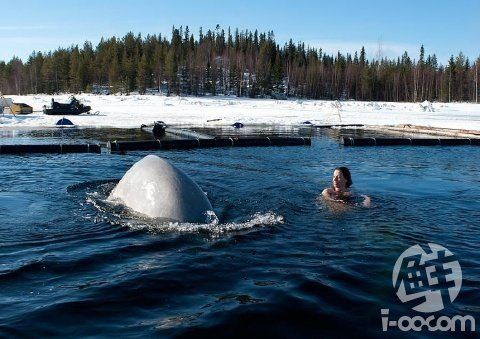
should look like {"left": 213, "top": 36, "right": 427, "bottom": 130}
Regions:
{"left": 303, "top": 39, "right": 420, "bottom": 60}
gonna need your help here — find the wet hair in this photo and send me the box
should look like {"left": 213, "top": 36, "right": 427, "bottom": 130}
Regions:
{"left": 335, "top": 166, "right": 353, "bottom": 188}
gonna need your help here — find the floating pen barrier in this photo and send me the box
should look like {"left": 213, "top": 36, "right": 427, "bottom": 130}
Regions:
{"left": 314, "top": 124, "right": 364, "bottom": 128}
{"left": 341, "top": 137, "right": 480, "bottom": 147}
{"left": 141, "top": 122, "right": 215, "bottom": 140}
{"left": 164, "top": 127, "right": 215, "bottom": 140}
{"left": 0, "top": 144, "right": 101, "bottom": 154}
{"left": 108, "top": 137, "right": 311, "bottom": 152}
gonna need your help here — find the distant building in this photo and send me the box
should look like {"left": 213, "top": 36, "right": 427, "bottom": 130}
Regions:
{"left": 146, "top": 82, "right": 169, "bottom": 95}
{"left": 271, "top": 92, "right": 287, "bottom": 100}
{"left": 91, "top": 84, "right": 113, "bottom": 95}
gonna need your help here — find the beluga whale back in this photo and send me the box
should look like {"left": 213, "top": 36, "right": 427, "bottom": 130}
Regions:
{"left": 109, "top": 155, "right": 213, "bottom": 223}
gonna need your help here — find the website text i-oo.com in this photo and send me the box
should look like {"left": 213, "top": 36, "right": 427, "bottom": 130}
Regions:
{"left": 380, "top": 243, "right": 476, "bottom": 332}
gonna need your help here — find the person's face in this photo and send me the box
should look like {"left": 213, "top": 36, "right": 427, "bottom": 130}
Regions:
{"left": 332, "top": 169, "right": 347, "bottom": 191}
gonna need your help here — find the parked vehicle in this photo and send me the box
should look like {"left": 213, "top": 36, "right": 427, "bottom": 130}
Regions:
{"left": 43, "top": 96, "right": 91, "bottom": 115}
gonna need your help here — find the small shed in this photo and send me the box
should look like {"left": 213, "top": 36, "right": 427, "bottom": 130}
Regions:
{"left": 9, "top": 103, "right": 33, "bottom": 115}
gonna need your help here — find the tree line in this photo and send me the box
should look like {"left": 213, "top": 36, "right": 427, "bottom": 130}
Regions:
{"left": 0, "top": 26, "right": 478, "bottom": 103}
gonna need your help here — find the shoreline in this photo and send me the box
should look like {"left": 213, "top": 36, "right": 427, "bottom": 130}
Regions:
{"left": 1, "top": 94, "right": 480, "bottom": 132}
{"left": 2, "top": 124, "right": 480, "bottom": 140}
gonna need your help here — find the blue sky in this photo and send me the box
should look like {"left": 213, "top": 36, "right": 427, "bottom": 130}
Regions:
{"left": 1, "top": 0, "right": 478, "bottom": 65}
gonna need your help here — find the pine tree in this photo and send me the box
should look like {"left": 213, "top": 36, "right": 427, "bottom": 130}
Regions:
{"left": 136, "top": 52, "right": 149, "bottom": 93}
{"left": 69, "top": 47, "right": 81, "bottom": 92}
{"left": 109, "top": 51, "right": 120, "bottom": 92}
{"left": 0, "top": 27, "right": 478, "bottom": 103}
{"left": 164, "top": 48, "right": 177, "bottom": 95}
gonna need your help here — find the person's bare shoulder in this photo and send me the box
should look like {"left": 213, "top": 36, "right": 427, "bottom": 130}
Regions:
{"left": 322, "top": 188, "right": 332, "bottom": 199}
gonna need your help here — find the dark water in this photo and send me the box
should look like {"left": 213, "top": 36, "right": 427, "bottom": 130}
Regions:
{"left": 0, "top": 128, "right": 479, "bottom": 337}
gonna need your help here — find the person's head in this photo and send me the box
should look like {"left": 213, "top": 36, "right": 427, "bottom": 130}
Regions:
{"left": 332, "top": 167, "right": 352, "bottom": 191}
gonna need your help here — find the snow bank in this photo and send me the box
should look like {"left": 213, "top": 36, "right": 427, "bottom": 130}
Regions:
{"left": 1, "top": 94, "right": 479, "bottom": 131}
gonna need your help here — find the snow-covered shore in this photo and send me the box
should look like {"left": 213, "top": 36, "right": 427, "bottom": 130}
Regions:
{"left": 1, "top": 94, "right": 480, "bottom": 131}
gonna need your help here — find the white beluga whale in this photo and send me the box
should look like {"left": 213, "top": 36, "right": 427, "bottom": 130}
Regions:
{"left": 109, "top": 155, "right": 213, "bottom": 223}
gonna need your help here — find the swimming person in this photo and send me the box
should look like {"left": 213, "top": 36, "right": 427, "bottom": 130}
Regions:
{"left": 322, "top": 167, "right": 371, "bottom": 207}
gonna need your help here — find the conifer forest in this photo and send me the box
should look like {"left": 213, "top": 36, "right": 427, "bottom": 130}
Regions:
{"left": 1, "top": 26, "right": 478, "bottom": 103}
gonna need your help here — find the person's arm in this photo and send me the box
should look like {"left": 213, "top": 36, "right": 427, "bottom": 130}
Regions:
{"left": 361, "top": 194, "right": 371, "bottom": 207}
{"left": 322, "top": 188, "right": 335, "bottom": 201}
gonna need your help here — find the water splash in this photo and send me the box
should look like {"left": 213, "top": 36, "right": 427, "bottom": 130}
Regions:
{"left": 122, "top": 211, "right": 284, "bottom": 234}
{"left": 72, "top": 181, "right": 283, "bottom": 235}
